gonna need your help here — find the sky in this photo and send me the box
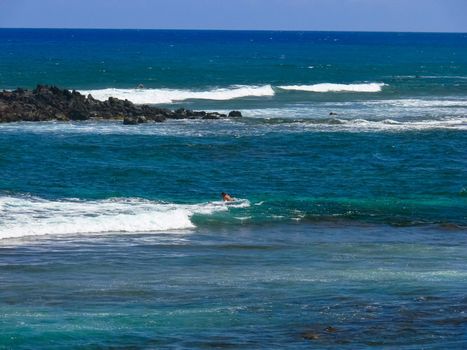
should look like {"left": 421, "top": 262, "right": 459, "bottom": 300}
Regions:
{"left": 0, "top": 0, "right": 466, "bottom": 32}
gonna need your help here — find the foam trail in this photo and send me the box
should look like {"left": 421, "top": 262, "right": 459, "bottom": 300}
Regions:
{"left": 80, "top": 85, "right": 275, "bottom": 104}
{"left": 365, "top": 99, "right": 467, "bottom": 107}
{"left": 300, "top": 117, "right": 467, "bottom": 132}
{"left": 279, "top": 83, "right": 386, "bottom": 93}
{"left": 0, "top": 196, "right": 250, "bottom": 239}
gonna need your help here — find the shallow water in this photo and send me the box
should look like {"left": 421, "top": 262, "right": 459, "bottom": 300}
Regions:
{"left": 1, "top": 224, "right": 466, "bottom": 349}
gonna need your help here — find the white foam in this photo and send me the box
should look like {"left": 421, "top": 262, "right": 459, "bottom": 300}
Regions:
{"left": 79, "top": 85, "right": 275, "bottom": 104}
{"left": 278, "top": 83, "right": 386, "bottom": 93}
{"left": 390, "top": 75, "right": 467, "bottom": 80}
{"left": 365, "top": 99, "right": 467, "bottom": 108}
{"left": 0, "top": 114, "right": 464, "bottom": 138}
{"left": 0, "top": 195, "right": 250, "bottom": 239}
{"left": 301, "top": 117, "right": 467, "bottom": 132}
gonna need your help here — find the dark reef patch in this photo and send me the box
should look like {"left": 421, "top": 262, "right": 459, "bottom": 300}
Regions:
{"left": 0, "top": 85, "right": 242, "bottom": 124}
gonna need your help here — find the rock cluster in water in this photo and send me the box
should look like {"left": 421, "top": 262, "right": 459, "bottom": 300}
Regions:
{"left": 0, "top": 85, "right": 242, "bottom": 124}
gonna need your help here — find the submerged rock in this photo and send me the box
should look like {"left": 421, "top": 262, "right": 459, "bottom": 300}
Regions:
{"left": 302, "top": 332, "right": 320, "bottom": 340}
{"left": 0, "top": 85, "right": 242, "bottom": 124}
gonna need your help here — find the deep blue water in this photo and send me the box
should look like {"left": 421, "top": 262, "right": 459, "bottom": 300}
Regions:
{"left": 0, "top": 29, "right": 466, "bottom": 349}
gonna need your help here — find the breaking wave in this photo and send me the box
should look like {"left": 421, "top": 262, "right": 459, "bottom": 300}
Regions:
{"left": 0, "top": 195, "right": 250, "bottom": 239}
{"left": 80, "top": 85, "right": 275, "bottom": 104}
{"left": 278, "top": 83, "right": 386, "bottom": 93}
{"left": 79, "top": 82, "right": 387, "bottom": 104}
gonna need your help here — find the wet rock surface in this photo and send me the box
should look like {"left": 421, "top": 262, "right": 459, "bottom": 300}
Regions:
{"left": 0, "top": 85, "right": 242, "bottom": 124}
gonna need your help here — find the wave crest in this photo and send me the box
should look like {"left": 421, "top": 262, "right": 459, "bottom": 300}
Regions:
{"left": 278, "top": 83, "right": 386, "bottom": 93}
{"left": 78, "top": 83, "right": 387, "bottom": 104}
{"left": 0, "top": 195, "right": 249, "bottom": 239}
{"left": 80, "top": 85, "right": 275, "bottom": 104}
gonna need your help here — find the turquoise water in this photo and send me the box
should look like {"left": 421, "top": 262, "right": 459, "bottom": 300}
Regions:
{"left": 0, "top": 29, "right": 466, "bottom": 348}
{"left": 1, "top": 225, "right": 466, "bottom": 349}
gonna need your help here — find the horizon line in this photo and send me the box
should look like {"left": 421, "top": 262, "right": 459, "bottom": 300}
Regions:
{"left": 1, "top": 27, "right": 466, "bottom": 35}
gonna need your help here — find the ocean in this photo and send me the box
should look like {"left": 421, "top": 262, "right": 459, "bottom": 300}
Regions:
{"left": 0, "top": 29, "right": 466, "bottom": 349}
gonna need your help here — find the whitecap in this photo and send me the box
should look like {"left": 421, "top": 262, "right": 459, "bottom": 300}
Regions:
{"left": 0, "top": 195, "right": 250, "bottom": 239}
{"left": 79, "top": 85, "right": 275, "bottom": 104}
{"left": 278, "top": 83, "right": 386, "bottom": 93}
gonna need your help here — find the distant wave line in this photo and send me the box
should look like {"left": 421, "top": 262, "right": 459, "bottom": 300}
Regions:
{"left": 278, "top": 83, "right": 386, "bottom": 93}
{"left": 79, "top": 85, "right": 275, "bottom": 104}
{"left": 79, "top": 82, "right": 387, "bottom": 104}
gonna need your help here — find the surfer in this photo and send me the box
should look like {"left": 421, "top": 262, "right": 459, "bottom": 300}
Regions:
{"left": 221, "top": 192, "right": 235, "bottom": 202}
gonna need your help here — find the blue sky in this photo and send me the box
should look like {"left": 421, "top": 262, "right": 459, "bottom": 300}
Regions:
{"left": 1, "top": 0, "right": 466, "bottom": 32}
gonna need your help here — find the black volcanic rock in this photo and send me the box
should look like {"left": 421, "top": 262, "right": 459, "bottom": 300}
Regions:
{"left": 203, "top": 112, "right": 225, "bottom": 120}
{"left": 0, "top": 85, "right": 242, "bottom": 124}
{"left": 228, "top": 110, "right": 242, "bottom": 118}
{"left": 123, "top": 116, "right": 138, "bottom": 125}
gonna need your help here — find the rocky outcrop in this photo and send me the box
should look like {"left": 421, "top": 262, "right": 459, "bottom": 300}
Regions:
{"left": 0, "top": 85, "right": 242, "bottom": 124}
{"left": 228, "top": 110, "right": 242, "bottom": 118}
